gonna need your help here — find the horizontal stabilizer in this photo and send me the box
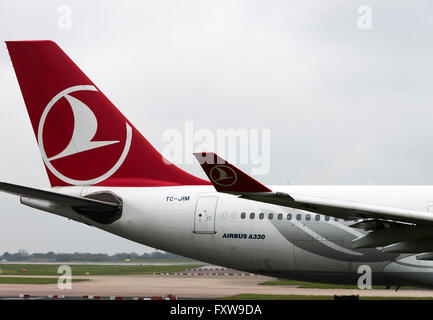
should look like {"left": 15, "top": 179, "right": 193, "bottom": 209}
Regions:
{"left": 0, "top": 182, "right": 122, "bottom": 224}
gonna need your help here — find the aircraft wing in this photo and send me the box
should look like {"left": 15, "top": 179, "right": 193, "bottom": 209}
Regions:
{"left": 194, "top": 152, "right": 433, "bottom": 227}
{"left": 0, "top": 181, "right": 122, "bottom": 224}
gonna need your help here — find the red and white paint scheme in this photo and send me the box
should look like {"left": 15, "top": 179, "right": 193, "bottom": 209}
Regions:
{"left": 4, "top": 41, "right": 433, "bottom": 288}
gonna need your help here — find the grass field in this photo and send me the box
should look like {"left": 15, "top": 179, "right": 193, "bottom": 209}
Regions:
{"left": 260, "top": 279, "right": 394, "bottom": 289}
{"left": 0, "top": 277, "right": 89, "bottom": 285}
{"left": 0, "top": 264, "right": 199, "bottom": 276}
{"left": 220, "top": 294, "right": 334, "bottom": 300}
{"left": 221, "top": 294, "right": 433, "bottom": 300}
{"left": 109, "top": 258, "right": 200, "bottom": 263}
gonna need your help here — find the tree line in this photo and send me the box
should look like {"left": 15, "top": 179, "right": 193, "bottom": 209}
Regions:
{"left": 0, "top": 250, "right": 187, "bottom": 262}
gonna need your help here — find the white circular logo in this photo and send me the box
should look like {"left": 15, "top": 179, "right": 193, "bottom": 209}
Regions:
{"left": 37, "top": 85, "right": 132, "bottom": 185}
{"left": 209, "top": 165, "right": 238, "bottom": 187}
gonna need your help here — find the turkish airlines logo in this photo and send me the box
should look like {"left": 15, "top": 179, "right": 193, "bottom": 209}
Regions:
{"left": 37, "top": 85, "right": 132, "bottom": 185}
{"left": 209, "top": 165, "right": 237, "bottom": 187}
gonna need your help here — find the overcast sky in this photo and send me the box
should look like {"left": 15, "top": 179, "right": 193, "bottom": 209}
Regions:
{"left": 0, "top": 0, "right": 432, "bottom": 254}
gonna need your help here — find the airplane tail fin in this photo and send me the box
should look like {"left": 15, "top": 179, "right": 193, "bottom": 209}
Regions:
{"left": 193, "top": 152, "right": 271, "bottom": 193}
{"left": 6, "top": 40, "right": 209, "bottom": 187}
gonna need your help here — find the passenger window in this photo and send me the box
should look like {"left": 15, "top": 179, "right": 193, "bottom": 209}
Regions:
{"left": 287, "top": 213, "right": 292, "bottom": 220}
{"left": 306, "top": 214, "right": 311, "bottom": 221}
{"left": 268, "top": 213, "right": 274, "bottom": 220}
{"left": 277, "top": 213, "right": 283, "bottom": 220}
{"left": 296, "top": 213, "right": 301, "bottom": 221}
{"left": 325, "top": 216, "right": 330, "bottom": 221}
{"left": 250, "top": 212, "right": 255, "bottom": 219}
{"left": 315, "top": 215, "right": 320, "bottom": 221}
{"left": 259, "top": 213, "right": 264, "bottom": 220}
{"left": 241, "top": 212, "right": 246, "bottom": 219}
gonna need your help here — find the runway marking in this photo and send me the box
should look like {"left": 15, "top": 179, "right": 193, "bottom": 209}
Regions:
{"left": 153, "top": 272, "right": 256, "bottom": 276}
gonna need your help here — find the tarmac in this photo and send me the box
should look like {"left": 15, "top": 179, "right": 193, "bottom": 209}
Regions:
{"left": 2, "top": 272, "right": 433, "bottom": 299}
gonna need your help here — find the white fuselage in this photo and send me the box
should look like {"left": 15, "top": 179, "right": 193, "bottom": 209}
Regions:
{"left": 22, "top": 185, "right": 433, "bottom": 287}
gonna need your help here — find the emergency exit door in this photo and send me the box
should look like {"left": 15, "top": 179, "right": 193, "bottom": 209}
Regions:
{"left": 193, "top": 196, "right": 218, "bottom": 234}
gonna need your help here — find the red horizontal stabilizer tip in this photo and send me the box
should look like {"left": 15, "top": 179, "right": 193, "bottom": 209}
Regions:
{"left": 193, "top": 152, "right": 271, "bottom": 193}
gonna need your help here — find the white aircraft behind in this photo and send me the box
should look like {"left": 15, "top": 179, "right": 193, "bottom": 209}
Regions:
{"left": 3, "top": 40, "right": 433, "bottom": 288}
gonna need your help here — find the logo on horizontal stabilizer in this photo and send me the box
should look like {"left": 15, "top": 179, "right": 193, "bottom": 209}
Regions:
{"left": 209, "top": 165, "right": 237, "bottom": 187}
